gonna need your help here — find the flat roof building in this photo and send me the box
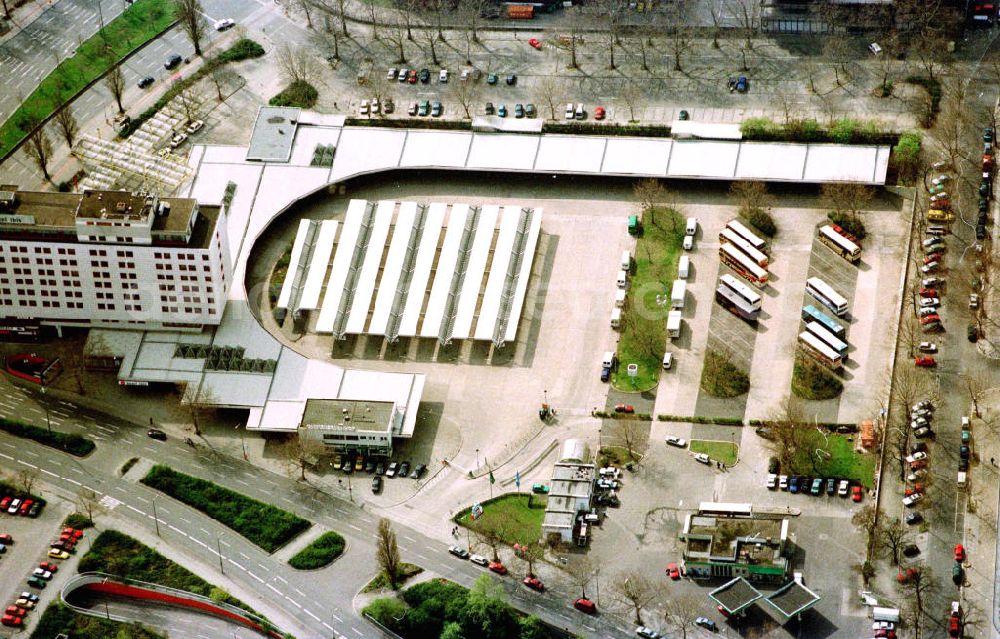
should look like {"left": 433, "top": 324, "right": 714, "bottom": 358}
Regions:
{"left": 0, "top": 186, "right": 229, "bottom": 332}
{"left": 542, "top": 441, "right": 596, "bottom": 544}
{"left": 682, "top": 505, "right": 790, "bottom": 584}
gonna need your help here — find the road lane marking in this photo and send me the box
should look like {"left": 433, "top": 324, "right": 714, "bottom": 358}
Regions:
{"left": 19, "top": 461, "right": 38, "bottom": 469}
{"left": 267, "top": 584, "right": 281, "bottom": 595}
{"left": 275, "top": 575, "right": 287, "bottom": 584}
{"left": 323, "top": 622, "right": 334, "bottom": 631}
{"left": 239, "top": 551, "right": 250, "bottom": 560}
{"left": 247, "top": 571, "right": 264, "bottom": 583}
{"left": 330, "top": 613, "right": 342, "bottom": 622}
{"left": 353, "top": 628, "right": 363, "bottom": 636}
{"left": 283, "top": 596, "right": 301, "bottom": 608}
{"left": 125, "top": 504, "right": 144, "bottom": 515}
{"left": 41, "top": 469, "right": 59, "bottom": 478}
{"left": 23, "top": 450, "right": 39, "bottom": 457}
{"left": 303, "top": 608, "right": 321, "bottom": 622}
{"left": 228, "top": 559, "right": 246, "bottom": 570}
{"left": 65, "top": 478, "right": 81, "bottom": 486}
{"left": 348, "top": 524, "right": 362, "bottom": 532}
{"left": 0, "top": 453, "right": 12, "bottom": 460}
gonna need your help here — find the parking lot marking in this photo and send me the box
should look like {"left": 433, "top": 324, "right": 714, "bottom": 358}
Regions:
{"left": 283, "top": 595, "right": 302, "bottom": 608}
{"left": 228, "top": 559, "right": 246, "bottom": 570}
{"left": 239, "top": 551, "right": 251, "bottom": 560}
{"left": 22, "top": 449, "right": 39, "bottom": 457}
{"left": 275, "top": 575, "right": 287, "bottom": 584}
{"left": 330, "top": 613, "right": 343, "bottom": 622}
{"left": 352, "top": 628, "right": 363, "bottom": 636}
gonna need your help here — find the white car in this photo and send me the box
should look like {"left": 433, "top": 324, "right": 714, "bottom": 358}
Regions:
{"left": 930, "top": 192, "right": 949, "bottom": 202}
{"left": 970, "top": 294, "right": 980, "bottom": 309}
{"left": 913, "top": 400, "right": 933, "bottom": 411}
{"left": 32, "top": 568, "right": 52, "bottom": 580}
{"left": 371, "top": 98, "right": 380, "bottom": 114}
{"left": 694, "top": 453, "right": 711, "bottom": 465}
{"left": 214, "top": 18, "right": 235, "bottom": 31}
{"left": 920, "top": 298, "right": 940, "bottom": 307}
{"left": 921, "top": 261, "right": 939, "bottom": 274}
{"left": 439, "top": 69, "right": 449, "bottom": 82}
{"left": 918, "top": 306, "right": 939, "bottom": 317}
{"left": 868, "top": 42, "right": 882, "bottom": 55}
{"left": 905, "top": 451, "right": 928, "bottom": 463}
{"left": 923, "top": 243, "right": 944, "bottom": 254}
{"left": 873, "top": 621, "right": 896, "bottom": 631}
{"left": 469, "top": 554, "right": 489, "bottom": 567}
{"left": 907, "top": 469, "right": 927, "bottom": 482}
{"left": 838, "top": 479, "right": 849, "bottom": 496}
{"left": 665, "top": 436, "right": 687, "bottom": 448}
{"left": 185, "top": 119, "right": 204, "bottom": 134}
{"left": 359, "top": 99, "right": 370, "bottom": 115}
{"left": 386, "top": 68, "right": 397, "bottom": 80}
{"left": 636, "top": 627, "right": 661, "bottom": 639}
{"left": 565, "top": 102, "right": 575, "bottom": 119}
{"left": 683, "top": 235, "right": 694, "bottom": 251}
{"left": 931, "top": 175, "right": 951, "bottom": 186}
{"left": 922, "top": 237, "right": 943, "bottom": 248}
{"left": 902, "top": 493, "right": 923, "bottom": 507}
{"left": 766, "top": 473, "right": 777, "bottom": 489}
{"left": 918, "top": 342, "right": 937, "bottom": 353}
{"left": 911, "top": 408, "right": 932, "bottom": 419}
{"left": 910, "top": 417, "right": 929, "bottom": 429}
{"left": 779, "top": 475, "right": 788, "bottom": 490}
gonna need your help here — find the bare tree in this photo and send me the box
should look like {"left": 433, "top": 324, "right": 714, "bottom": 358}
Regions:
{"left": 852, "top": 503, "right": 882, "bottom": 556}
{"left": 23, "top": 121, "right": 53, "bottom": 182}
{"left": 760, "top": 397, "right": 811, "bottom": 473}
{"left": 1, "top": 0, "right": 10, "bottom": 19}
{"left": 49, "top": 338, "right": 88, "bottom": 395}
{"left": 823, "top": 34, "right": 853, "bottom": 88}
{"left": 726, "top": 0, "right": 764, "bottom": 71}
{"left": 183, "top": 383, "right": 217, "bottom": 436}
{"left": 376, "top": 518, "right": 402, "bottom": 588}
{"left": 517, "top": 542, "right": 545, "bottom": 578}
{"left": 15, "top": 468, "right": 38, "bottom": 495}
{"left": 105, "top": 64, "right": 126, "bottom": 114}
{"left": 662, "top": 4, "right": 694, "bottom": 72}
{"left": 898, "top": 566, "right": 937, "bottom": 619}
{"left": 450, "top": 78, "right": 483, "bottom": 119}
{"left": 880, "top": 517, "right": 911, "bottom": 565}
{"left": 53, "top": 106, "right": 79, "bottom": 148}
{"left": 276, "top": 45, "right": 321, "bottom": 85}
{"left": 277, "top": 436, "right": 327, "bottom": 481}
{"left": 535, "top": 76, "right": 565, "bottom": 121}
{"left": 820, "top": 183, "right": 874, "bottom": 220}
{"left": 663, "top": 594, "right": 702, "bottom": 638}
{"left": 610, "top": 571, "right": 658, "bottom": 625}
{"left": 421, "top": 26, "right": 441, "bottom": 66}
{"left": 564, "top": 556, "right": 595, "bottom": 598}
{"left": 731, "top": 180, "right": 772, "bottom": 218}
{"left": 428, "top": 0, "right": 448, "bottom": 41}
{"left": 78, "top": 486, "right": 102, "bottom": 524}
{"left": 292, "top": 0, "right": 314, "bottom": 28}
{"left": 177, "top": 86, "right": 202, "bottom": 123}
{"left": 620, "top": 81, "right": 643, "bottom": 123}
{"left": 209, "top": 66, "right": 236, "bottom": 102}
{"left": 961, "top": 364, "right": 989, "bottom": 418}
{"left": 472, "top": 517, "right": 507, "bottom": 562}
{"left": 309, "top": 0, "right": 348, "bottom": 36}
{"left": 174, "top": 0, "right": 206, "bottom": 56}
{"left": 382, "top": 19, "right": 407, "bottom": 64}
{"left": 562, "top": 7, "right": 586, "bottom": 69}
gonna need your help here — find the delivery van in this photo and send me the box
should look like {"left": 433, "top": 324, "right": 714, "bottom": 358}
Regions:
{"left": 621, "top": 250, "right": 632, "bottom": 271}
{"left": 617, "top": 270, "right": 628, "bottom": 289}
{"left": 678, "top": 255, "right": 690, "bottom": 279}
{"left": 610, "top": 308, "right": 621, "bottom": 329}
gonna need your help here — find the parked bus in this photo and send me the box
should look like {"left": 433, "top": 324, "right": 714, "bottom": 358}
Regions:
{"left": 806, "top": 321, "right": 849, "bottom": 358}
{"left": 726, "top": 220, "right": 767, "bottom": 254}
{"left": 719, "top": 228, "right": 769, "bottom": 267}
{"left": 801, "top": 305, "right": 845, "bottom": 337}
{"left": 818, "top": 225, "right": 862, "bottom": 264}
{"left": 716, "top": 285, "right": 760, "bottom": 322}
{"left": 805, "top": 277, "right": 848, "bottom": 317}
{"left": 798, "top": 331, "right": 844, "bottom": 370}
{"left": 719, "top": 274, "right": 762, "bottom": 311}
{"left": 719, "top": 244, "right": 768, "bottom": 288}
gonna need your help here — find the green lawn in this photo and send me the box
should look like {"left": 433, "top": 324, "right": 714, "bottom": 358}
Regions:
{"left": 0, "top": 417, "right": 95, "bottom": 456}
{"left": 612, "top": 208, "right": 685, "bottom": 391}
{"left": 791, "top": 356, "right": 844, "bottom": 400}
{"left": 362, "top": 562, "right": 423, "bottom": 593}
{"left": 0, "top": 0, "right": 175, "bottom": 159}
{"left": 288, "top": 531, "right": 345, "bottom": 570}
{"left": 140, "top": 465, "right": 311, "bottom": 552}
{"left": 690, "top": 440, "right": 739, "bottom": 466}
{"left": 789, "top": 430, "right": 875, "bottom": 487}
{"left": 454, "top": 493, "right": 546, "bottom": 546}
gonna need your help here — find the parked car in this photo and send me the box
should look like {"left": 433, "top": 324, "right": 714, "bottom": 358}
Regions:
{"left": 449, "top": 545, "right": 470, "bottom": 559}
{"left": 431, "top": 102, "right": 442, "bottom": 117}
{"left": 48, "top": 548, "right": 70, "bottom": 560}
{"left": 838, "top": 479, "right": 850, "bottom": 497}
{"left": 523, "top": 576, "right": 545, "bottom": 591}
{"left": 665, "top": 563, "right": 681, "bottom": 580}
{"left": 531, "top": 483, "right": 550, "bottom": 494}
{"left": 825, "top": 478, "right": 836, "bottom": 495}
{"left": 852, "top": 485, "right": 863, "bottom": 502}
{"left": 214, "top": 18, "right": 235, "bottom": 30}
{"left": 470, "top": 554, "right": 489, "bottom": 567}
{"left": 138, "top": 76, "right": 155, "bottom": 89}
{"left": 573, "top": 598, "right": 596, "bottom": 614}
{"left": 505, "top": 73, "right": 517, "bottom": 85}
{"left": 488, "top": 561, "right": 507, "bottom": 575}
{"left": 31, "top": 568, "right": 52, "bottom": 580}
{"left": 498, "top": 104, "right": 507, "bottom": 117}
{"left": 919, "top": 297, "right": 940, "bottom": 307}
{"left": 514, "top": 103, "right": 524, "bottom": 118}
{"left": 594, "top": 106, "right": 606, "bottom": 120}
{"left": 0, "top": 533, "right": 11, "bottom": 544}
{"left": 789, "top": 476, "right": 800, "bottom": 493}
{"left": 902, "top": 544, "right": 920, "bottom": 558}
{"left": 694, "top": 453, "right": 711, "bottom": 465}
{"left": 26, "top": 577, "right": 46, "bottom": 589}
{"left": 418, "top": 68, "right": 431, "bottom": 83}
{"left": 955, "top": 544, "right": 965, "bottom": 562}
{"left": 410, "top": 464, "right": 427, "bottom": 479}
{"left": 525, "top": 103, "right": 536, "bottom": 118}
{"left": 439, "top": 69, "right": 449, "bottom": 82}
{"left": 902, "top": 492, "right": 923, "bottom": 507}
{"left": 615, "top": 404, "right": 635, "bottom": 413}
{"left": 918, "top": 342, "right": 937, "bottom": 352}
{"left": 385, "top": 462, "right": 398, "bottom": 477}
{"left": 779, "top": 475, "right": 789, "bottom": 490}
{"left": 695, "top": 617, "right": 718, "bottom": 631}
{"left": 487, "top": 73, "right": 498, "bottom": 85}
{"left": 418, "top": 100, "right": 430, "bottom": 116}
{"left": 636, "top": 627, "right": 661, "bottom": 639}
{"left": 371, "top": 476, "right": 383, "bottom": 494}
{"left": 527, "top": 38, "right": 542, "bottom": 49}
{"left": 387, "top": 68, "right": 398, "bottom": 80}
{"left": 484, "top": 102, "right": 495, "bottom": 115}
{"left": 810, "top": 478, "right": 823, "bottom": 496}
{"left": 905, "top": 512, "right": 923, "bottom": 525}
{"left": 913, "top": 426, "right": 933, "bottom": 439}
{"left": 164, "top": 54, "right": 183, "bottom": 70}
{"left": 766, "top": 474, "right": 777, "bottom": 489}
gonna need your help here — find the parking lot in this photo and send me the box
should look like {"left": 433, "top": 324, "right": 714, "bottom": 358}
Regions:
{"left": 0, "top": 492, "right": 75, "bottom": 636}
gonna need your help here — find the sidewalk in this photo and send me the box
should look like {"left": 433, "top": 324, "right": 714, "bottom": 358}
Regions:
{"left": 0, "top": 0, "right": 56, "bottom": 44}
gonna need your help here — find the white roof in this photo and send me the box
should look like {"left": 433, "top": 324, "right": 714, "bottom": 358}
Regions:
{"left": 466, "top": 134, "right": 540, "bottom": 171}
{"left": 735, "top": 143, "right": 809, "bottom": 181}
{"left": 399, "top": 130, "right": 472, "bottom": 168}
{"left": 421, "top": 204, "right": 469, "bottom": 338}
{"left": 451, "top": 204, "right": 499, "bottom": 340}
{"left": 398, "top": 203, "right": 446, "bottom": 337}
{"left": 368, "top": 202, "right": 418, "bottom": 336}
{"left": 535, "top": 136, "right": 607, "bottom": 173}
{"left": 316, "top": 199, "right": 368, "bottom": 333}
{"left": 298, "top": 220, "right": 338, "bottom": 310}
{"left": 276, "top": 219, "right": 312, "bottom": 310}
{"left": 504, "top": 208, "right": 541, "bottom": 342}
{"left": 346, "top": 200, "right": 394, "bottom": 334}
{"left": 330, "top": 128, "right": 407, "bottom": 182}
{"left": 474, "top": 206, "right": 520, "bottom": 341}
{"left": 670, "top": 121, "right": 742, "bottom": 140}
{"left": 601, "top": 138, "right": 672, "bottom": 176}
{"left": 669, "top": 140, "right": 741, "bottom": 178}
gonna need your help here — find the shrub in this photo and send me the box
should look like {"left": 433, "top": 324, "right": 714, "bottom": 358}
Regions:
{"left": 57, "top": 181, "right": 72, "bottom": 192}
{"left": 0, "top": 479, "right": 44, "bottom": 506}
{"left": 31, "top": 601, "right": 164, "bottom": 639}
{"left": 784, "top": 118, "right": 823, "bottom": 142}
{"left": 120, "top": 457, "right": 139, "bottom": 476}
{"left": 740, "top": 117, "right": 778, "bottom": 139}
{"left": 892, "top": 132, "right": 922, "bottom": 181}
{"left": 0, "top": 417, "right": 94, "bottom": 456}
{"left": 288, "top": 531, "right": 346, "bottom": 569}
{"left": 269, "top": 80, "right": 319, "bottom": 108}
{"left": 905, "top": 76, "right": 942, "bottom": 127}
{"left": 63, "top": 513, "right": 93, "bottom": 530}
{"left": 218, "top": 39, "right": 265, "bottom": 62}
{"left": 830, "top": 118, "right": 859, "bottom": 144}
{"left": 700, "top": 349, "right": 750, "bottom": 398}
{"left": 747, "top": 208, "right": 777, "bottom": 238}
{"left": 657, "top": 415, "right": 745, "bottom": 425}
{"left": 827, "top": 211, "right": 867, "bottom": 239}
{"left": 140, "top": 465, "right": 311, "bottom": 552}
{"left": 791, "top": 357, "right": 844, "bottom": 400}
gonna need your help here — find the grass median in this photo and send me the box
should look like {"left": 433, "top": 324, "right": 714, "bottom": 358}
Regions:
{"left": 690, "top": 440, "right": 739, "bottom": 466}
{"left": 140, "top": 465, "right": 311, "bottom": 553}
{"left": 288, "top": 531, "right": 346, "bottom": 570}
{"left": 0, "top": 0, "right": 176, "bottom": 159}
{"left": 612, "top": 207, "right": 685, "bottom": 392}
{"left": 454, "top": 493, "right": 546, "bottom": 547}
{"left": 0, "top": 417, "right": 95, "bottom": 456}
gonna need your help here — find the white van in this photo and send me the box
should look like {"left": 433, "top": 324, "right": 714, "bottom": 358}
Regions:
{"left": 678, "top": 255, "right": 690, "bottom": 279}
{"left": 683, "top": 235, "right": 694, "bottom": 251}
{"left": 685, "top": 217, "right": 698, "bottom": 236}
{"left": 662, "top": 352, "right": 673, "bottom": 369}
{"left": 565, "top": 103, "right": 575, "bottom": 120}
{"left": 616, "top": 270, "right": 628, "bottom": 289}
{"left": 620, "top": 250, "right": 632, "bottom": 271}
{"left": 602, "top": 351, "right": 616, "bottom": 369}
{"left": 957, "top": 471, "right": 967, "bottom": 489}
{"left": 872, "top": 607, "right": 900, "bottom": 623}
{"left": 614, "top": 289, "right": 626, "bottom": 308}
{"left": 610, "top": 308, "right": 621, "bottom": 329}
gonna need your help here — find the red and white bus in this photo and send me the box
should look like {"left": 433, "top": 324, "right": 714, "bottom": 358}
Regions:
{"left": 719, "top": 243, "right": 768, "bottom": 288}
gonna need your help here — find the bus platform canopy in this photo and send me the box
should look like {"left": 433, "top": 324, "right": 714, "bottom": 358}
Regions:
{"left": 709, "top": 577, "right": 763, "bottom": 616}
{"left": 765, "top": 581, "right": 822, "bottom": 619}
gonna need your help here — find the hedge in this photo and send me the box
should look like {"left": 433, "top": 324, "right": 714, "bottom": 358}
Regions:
{"left": 657, "top": 415, "right": 745, "bottom": 425}
{"left": 63, "top": 513, "right": 94, "bottom": 530}
{"left": 0, "top": 417, "right": 94, "bottom": 456}
{"left": 119, "top": 39, "right": 265, "bottom": 138}
{"left": 288, "top": 531, "right": 346, "bottom": 569}
{"left": 0, "top": 478, "right": 46, "bottom": 506}
{"left": 269, "top": 80, "right": 319, "bottom": 108}
{"left": 140, "top": 465, "right": 310, "bottom": 552}
{"left": 739, "top": 117, "right": 897, "bottom": 145}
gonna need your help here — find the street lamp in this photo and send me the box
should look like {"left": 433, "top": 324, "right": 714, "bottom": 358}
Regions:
{"left": 39, "top": 386, "right": 51, "bottom": 433}
{"left": 151, "top": 497, "right": 160, "bottom": 537}
{"left": 216, "top": 534, "right": 225, "bottom": 575}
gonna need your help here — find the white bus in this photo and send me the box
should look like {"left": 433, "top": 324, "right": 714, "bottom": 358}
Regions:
{"left": 798, "top": 331, "right": 843, "bottom": 370}
{"left": 716, "top": 285, "right": 760, "bottom": 322}
{"left": 719, "top": 274, "right": 762, "bottom": 311}
{"left": 726, "top": 220, "right": 767, "bottom": 254}
{"left": 719, "top": 244, "right": 768, "bottom": 288}
{"left": 806, "top": 321, "right": 849, "bottom": 358}
{"left": 719, "top": 228, "right": 769, "bottom": 268}
{"left": 818, "top": 225, "right": 862, "bottom": 264}
{"left": 806, "top": 277, "right": 848, "bottom": 317}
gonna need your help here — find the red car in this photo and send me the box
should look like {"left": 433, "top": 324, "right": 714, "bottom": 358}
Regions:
{"left": 1, "top": 614, "right": 22, "bottom": 628}
{"left": 904, "top": 484, "right": 925, "bottom": 496}
{"left": 896, "top": 568, "right": 918, "bottom": 583}
{"left": 665, "top": 563, "right": 680, "bottom": 580}
{"left": 407, "top": 69, "right": 417, "bottom": 84}
{"left": 930, "top": 200, "right": 950, "bottom": 210}
{"left": 874, "top": 629, "right": 897, "bottom": 638}
{"left": 914, "top": 357, "right": 936, "bottom": 367}
{"left": 831, "top": 224, "right": 858, "bottom": 242}
{"left": 919, "top": 288, "right": 938, "bottom": 297}
{"left": 614, "top": 404, "right": 634, "bottom": 413}
{"left": 488, "top": 561, "right": 507, "bottom": 575}
{"left": 950, "top": 615, "right": 961, "bottom": 637}
{"left": 18, "top": 499, "right": 32, "bottom": 516}
{"left": 910, "top": 460, "right": 928, "bottom": 470}
{"left": 594, "top": 106, "right": 606, "bottom": 120}
{"left": 527, "top": 38, "right": 542, "bottom": 49}
{"left": 923, "top": 253, "right": 943, "bottom": 265}
{"left": 3, "top": 607, "right": 25, "bottom": 617}
{"left": 522, "top": 576, "right": 544, "bottom": 591}
{"left": 39, "top": 561, "right": 58, "bottom": 573}
{"left": 851, "top": 485, "right": 863, "bottom": 502}
{"left": 954, "top": 544, "right": 965, "bottom": 562}
{"left": 0, "top": 497, "right": 10, "bottom": 511}
{"left": 716, "top": 605, "right": 731, "bottom": 618}
{"left": 920, "top": 315, "right": 941, "bottom": 325}
{"left": 62, "top": 528, "right": 84, "bottom": 539}
{"left": 0, "top": 533, "right": 12, "bottom": 544}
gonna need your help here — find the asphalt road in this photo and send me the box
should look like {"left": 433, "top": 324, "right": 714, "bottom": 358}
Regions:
{"left": 0, "top": 382, "right": 634, "bottom": 639}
